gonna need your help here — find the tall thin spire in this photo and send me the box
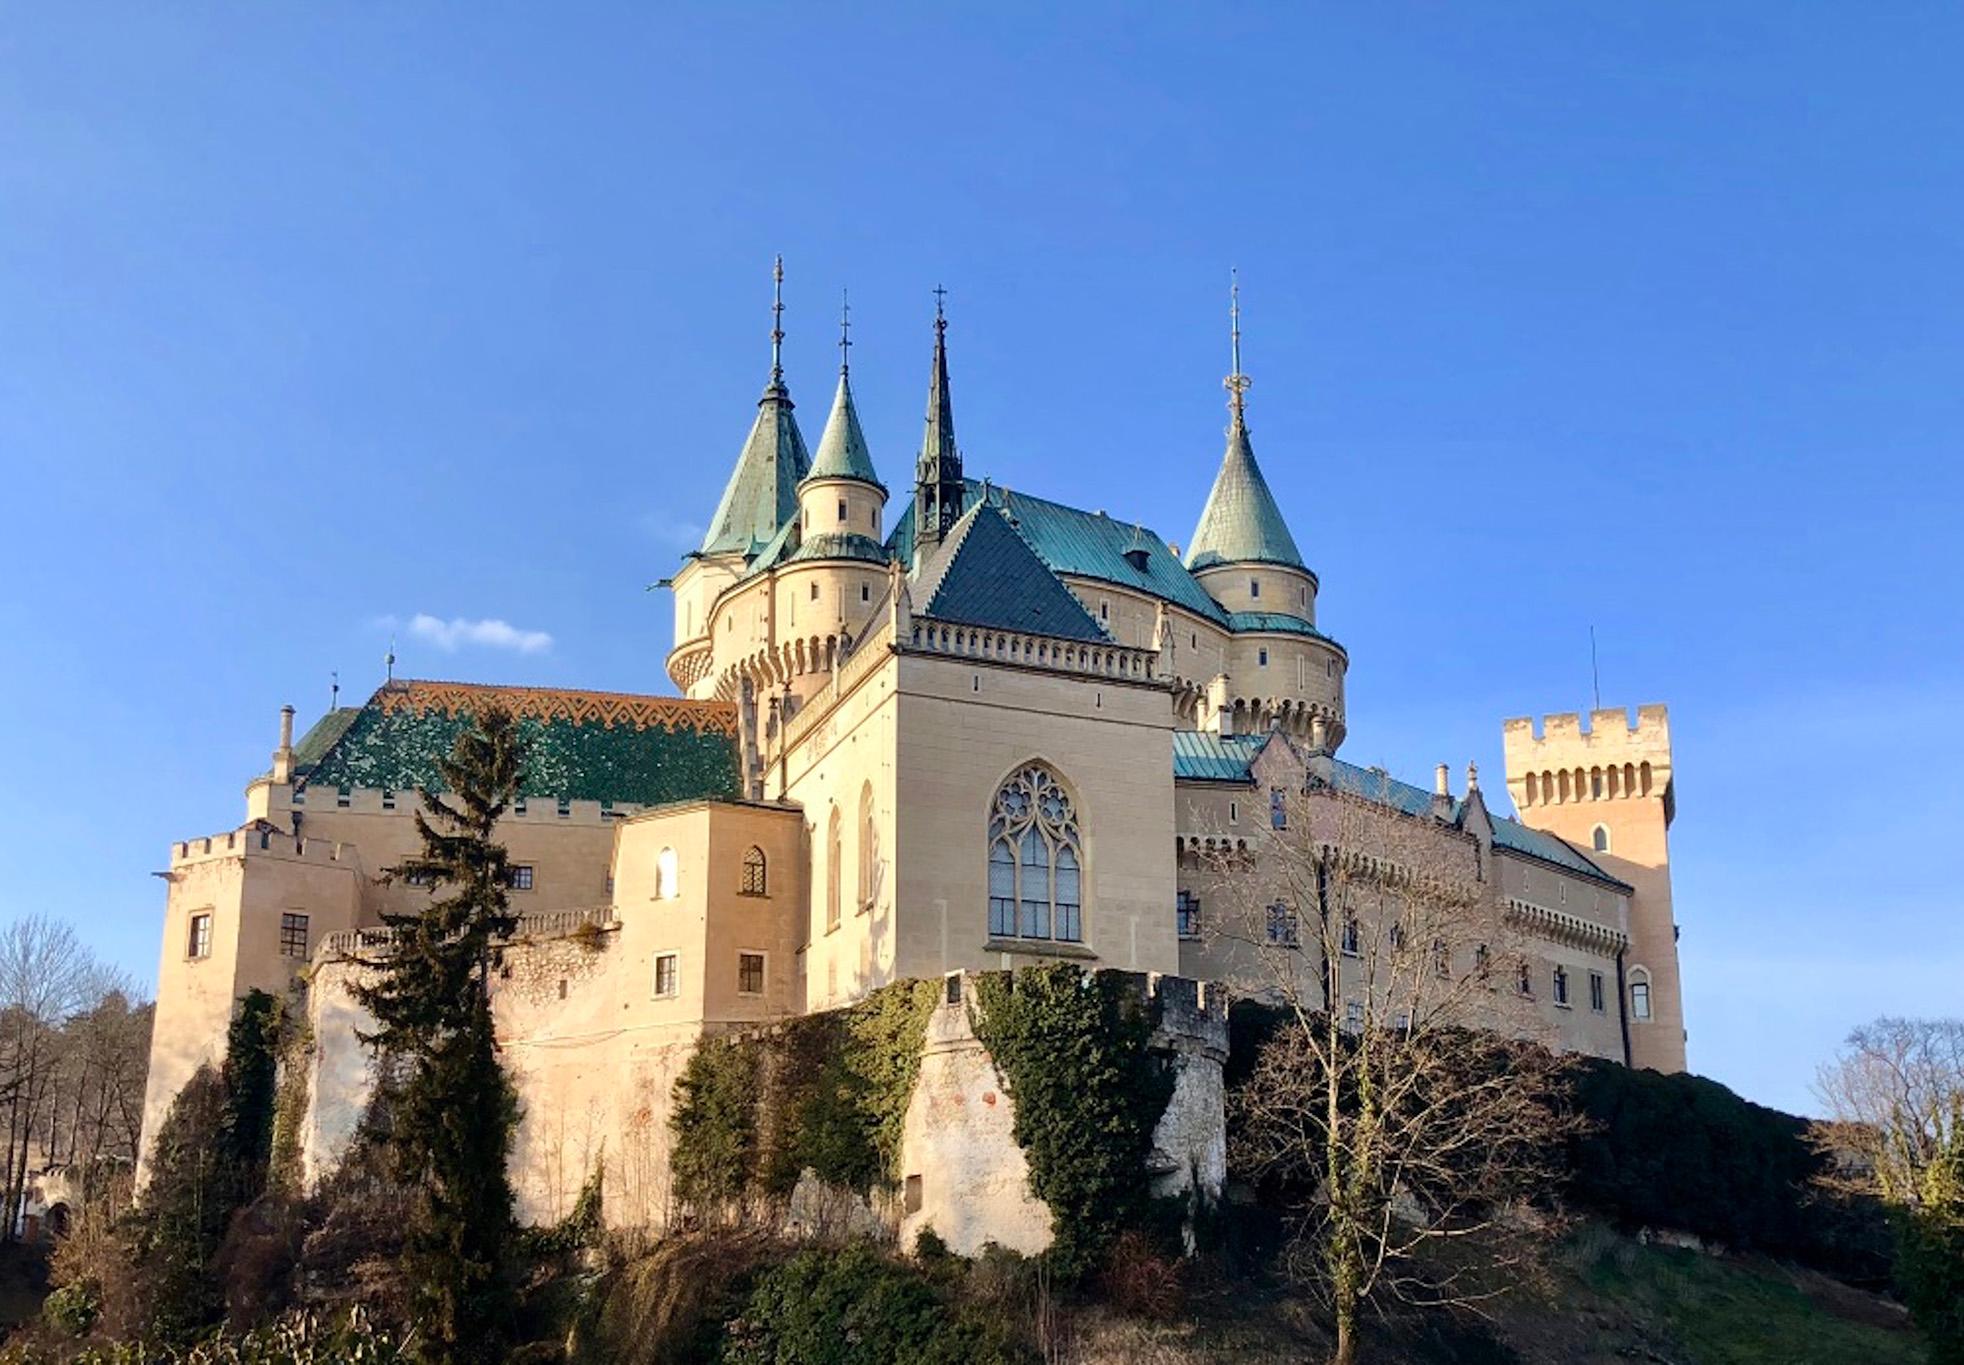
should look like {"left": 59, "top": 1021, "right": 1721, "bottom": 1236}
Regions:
{"left": 838, "top": 288, "right": 852, "bottom": 377}
{"left": 1225, "top": 267, "right": 1250, "bottom": 428}
{"left": 769, "top": 254, "right": 787, "bottom": 392}
{"left": 914, "top": 285, "right": 964, "bottom": 555}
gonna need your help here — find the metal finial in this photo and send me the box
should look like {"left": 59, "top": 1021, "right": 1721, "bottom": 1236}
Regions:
{"left": 839, "top": 289, "right": 852, "bottom": 377}
{"left": 385, "top": 636, "right": 396, "bottom": 684}
{"left": 771, "top": 254, "right": 786, "bottom": 385}
{"left": 932, "top": 283, "right": 948, "bottom": 331}
{"left": 330, "top": 670, "right": 339, "bottom": 710}
{"left": 1225, "top": 267, "right": 1250, "bottom": 424}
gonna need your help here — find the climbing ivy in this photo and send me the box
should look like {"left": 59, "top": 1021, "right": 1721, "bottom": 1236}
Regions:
{"left": 968, "top": 964, "right": 1177, "bottom": 1281}
{"left": 266, "top": 1012, "right": 314, "bottom": 1197}
{"left": 669, "top": 979, "right": 941, "bottom": 1211}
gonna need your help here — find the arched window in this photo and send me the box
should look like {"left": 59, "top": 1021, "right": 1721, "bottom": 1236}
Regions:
{"left": 857, "top": 783, "right": 878, "bottom": 910}
{"left": 1629, "top": 966, "right": 1652, "bottom": 1020}
{"left": 655, "top": 847, "right": 678, "bottom": 900}
{"left": 826, "top": 808, "right": 842, "bottom": 932}
{"left": 987, "top": 764, "right": 1084, "bottom": 943}
{"left": 1591, "top": 824, "right": 1611, "bottom": 853}
{"left": 740, "top": 845, "right": 767, "bottom": 896}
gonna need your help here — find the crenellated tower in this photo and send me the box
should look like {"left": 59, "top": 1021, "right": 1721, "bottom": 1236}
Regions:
{"left": 1503, "top": 705, "right": 1685, "bottom": 1072}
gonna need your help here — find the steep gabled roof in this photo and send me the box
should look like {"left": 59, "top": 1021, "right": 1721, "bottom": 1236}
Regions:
{"left": 890, "top": 480, "right": 1231, "bottom": 625}
{"left": 291, "top": 680, "right": 740, "bottom": 805}
{"left": 917, "top": 503, "right": 1110, "bottom": 643}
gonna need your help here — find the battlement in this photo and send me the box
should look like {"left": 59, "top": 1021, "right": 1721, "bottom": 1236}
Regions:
{"left": 170, "top": 824, "right": 358, "bottom": 869}
{"left": 1502, "top": 705, "right": 1673, "bottom": 812}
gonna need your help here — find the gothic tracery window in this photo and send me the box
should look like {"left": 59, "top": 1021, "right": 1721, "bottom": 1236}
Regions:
{"left": 987, "top": 765, "right": 1083, "bottom": 943}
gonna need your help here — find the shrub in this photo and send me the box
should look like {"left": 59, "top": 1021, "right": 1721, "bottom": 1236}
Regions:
{"left": 719, "top": 1242, "right": 1028, "bottom": 1364}
{"left": 42, "top": 1279, "right": 102, "bottom": 1338}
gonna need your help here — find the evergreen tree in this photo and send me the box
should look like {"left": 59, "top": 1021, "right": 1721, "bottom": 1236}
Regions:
{"left": 353, "top": 707, "right": 524, "bottom": 1361}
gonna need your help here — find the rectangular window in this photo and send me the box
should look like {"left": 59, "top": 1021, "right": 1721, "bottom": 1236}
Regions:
{"left": 514, "top": 796, "right": 527, "bottom": 816}
{"left": 1344, "top": 1000, "right": 1363, "bottom": 1031}
{"left": 556, "top": 796, "right": 571, "bottom": 819}
{"left": 381, "top": 789, "right": 396, "bottom": 811}
{"left": 1631, "top": 981, "right": 1652, "bottom": 1019}
{"left": 861, "top": 583, "right": 870, "bottom": 602}
{"left": 1341, "top": 918, "right": 1361, "bottom": 957}
{"left": 654, "top": 953, "right": 678, "bottom": 998}
{"left": 1229, "top": 800, "right": 1238, "bottom": 823}
{"left": 738, "top": 951, "right": 766, "bottom": 996}
{"left": 279, "top": 912, "right": 309, "bottom": 958}
{"left": 1265, "top": 901, "right": 1298, "bottom": 946}
{"left": 1258, "top": 647, "right": 1268, "bottom": 667}
{"left": 810, "top": 582, "right": 819, "bottom": 600}
{"left": 1176, "top": 890, "right": 1201, "bottom": 940}
{"left": 1249, "top": 578, "right": 1261, "bottom": 599}
{"left": 988, "top": 843, "right": 1016, "bottom": 938}
{"left": 1269, "top": 788, "right": 1286, "bottom": 830}
{"left": 1553, "top": 966, "right": 1570, "bottom": 1006}
{"left": 336, "top": 786, "right": 351, "bottom": 808}
{"left": 1589, "top": 971, "right": 1606, "bottom": 1013}
{"left": 1518, "top": 963, "right": 1534, "bottom": 997}
{"left": 187, "top": 912, "right": 212, "bottom": 959}
{"left": 404, "top": 868, "right": 435, "bottom": 887}
{"left": 507, "top": 865, "right": 534, "bottom": 891}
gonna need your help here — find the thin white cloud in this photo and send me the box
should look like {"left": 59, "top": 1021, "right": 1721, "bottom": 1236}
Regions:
{"left": 395, "top": 614, "right": 554, "bottom": 655}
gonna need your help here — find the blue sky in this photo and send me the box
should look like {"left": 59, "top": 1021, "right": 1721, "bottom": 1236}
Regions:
{"left": 2, "top": 4, "right": 1959, "bottom": 1115}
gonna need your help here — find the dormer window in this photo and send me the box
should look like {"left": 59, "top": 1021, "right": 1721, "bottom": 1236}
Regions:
{"left": 1123, "top": 547, "right": 1150, "bottom": 571}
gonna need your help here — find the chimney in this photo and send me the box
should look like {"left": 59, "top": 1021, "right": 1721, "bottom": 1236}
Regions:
{"left": 1432, "top": 762, "right": 1453, "bottom": 820}
{"left": 272, "top": 705, "right": 296, "bottom": 784}
{"left": 1466, "top": 761, "right": 1480, "bottom": 794}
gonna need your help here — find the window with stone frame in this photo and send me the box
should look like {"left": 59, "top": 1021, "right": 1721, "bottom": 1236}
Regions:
{"left": 654, "top": 953, "right": 678, "bottom": 998}
{"left": 279, "top": 912, "right": 309, "bottom": 959}
{"left": 738, "top": 951, "right": 766, "bottom": 996}
{"left": 507, "top": 864, "right": 534, "bottom": 892}
{"left": 1266, "top": 901, "right": 1299, "bottom": 946}
{"left": 740, "top": 845, "right": 767, "bottom": 897}
{"left": 1552, "top": 964, "right": 1570, "bottom": 1006}
{"left": 187, "top": 912, "right": 212, "bottom": 959}
{"left": 986, "top": 764, "right": 1083, "bottom": 943}
{"left": 1176, "top": 889, "right": 1201, "bottom": 940}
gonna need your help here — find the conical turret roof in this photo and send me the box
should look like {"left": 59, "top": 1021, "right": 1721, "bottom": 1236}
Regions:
{"left": 1184, "top": 417, "right": 1304, "bottom": 571}
{"left": 699, "top": 258, "right": 811, "bottom": 557}
{"left": 806, "top": 371, "right": 881, "bottom": 486}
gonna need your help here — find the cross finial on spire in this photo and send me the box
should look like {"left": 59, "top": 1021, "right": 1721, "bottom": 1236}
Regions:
{"left": 932, "top": 283, "right": 948, "bottom": 331}
{"left": 1225, "top": 267, "right": 1250, "bottom": 425}
{"left": 770, "top": 254, "right": 786, "bottom": 386}
{"left": 838, "top": 288, "right": 852, "bottom": 377}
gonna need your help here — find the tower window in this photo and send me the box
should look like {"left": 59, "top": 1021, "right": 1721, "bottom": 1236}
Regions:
{"left": 655, "top": 847, "right": 678, "bottom": 900}
{"left": 1099, "top": 601, "right": 1109, "bottom": 621}
{"left": 1249, "top": 578, "right": 1260, "bottom": 599}
{"left": 810, "top": 583, "right": 819, "bottom": 601}
{"left": 280, "top": 913, "right": 309, "bottom": 959}
{"left": 187, "top": 913, "right": 212, "bottom": 960}
{"left": 861, "top": 584, "right": 870, "bottom": 602}
{"left": 1630, "top": 969, "right": 1653, "bottom": 1020}
{"left": 1589, "top": 971, "right": 1606, "bottom": 1012}
{"left": 738, "top": 951, "right": 766, "bottom": 996}
{"left": 654, "top": 953, "right": 678, "bottom": 998}
{"left": 1258, "top": 648, "right": 1268, "bottom": 667}
{"left": 837, "top": 499, "right": 847, "bottom": 523}
{"left": 1592, "top": 824, "right": 1611, "bottom": 853}
{"left": 1552, "top": 965, "right": 1569, "bottom": 1006}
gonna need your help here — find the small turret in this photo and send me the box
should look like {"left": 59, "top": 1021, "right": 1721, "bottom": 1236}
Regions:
{"left": 800, "top": 293, "right": 887, "bottom": 540}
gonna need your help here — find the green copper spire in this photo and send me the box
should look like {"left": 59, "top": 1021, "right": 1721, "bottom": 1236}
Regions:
{"left": 806, "top": 290, "right": 882, "bottom": 486}
{"left": 700, "top": 256, "right": 812, "bottom": 557}
{"left": 1185, "top": 272, "right": 1305, "bottom": 571}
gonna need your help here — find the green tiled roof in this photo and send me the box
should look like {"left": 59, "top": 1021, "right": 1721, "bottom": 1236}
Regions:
{"left": 292, "top": 681, "right": 740, "bottom": 805}
{"left": 783, "top": 531, "right": 890, "bottom": 567}
{"left": 805, "top": 372, "right": 882, "bottom": 486}
{"left": 1166, "top": 735, "right": 1630, "bottom": 889}
{"left": 1185, "top": 419, "right": 1305, "bottom": 571}
{"left": 919, "top": 503, "right": 1110, "bottom": 643}
{"left": 701, "top": 382, "right": 811, "bottom": 558}
{"left": 1226, "top": 611, "right": 1338, "bottom": 643}
{"left": 891, "top": 480, "right": 1231, "bottom": 625}
{"left": 1171, "top": 731, "right": 1266, "bottom": 782}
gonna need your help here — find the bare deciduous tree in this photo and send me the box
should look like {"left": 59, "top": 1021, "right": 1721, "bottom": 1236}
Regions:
{"left": 1201, "top": 782, "right": 1576, "bottom": 1365}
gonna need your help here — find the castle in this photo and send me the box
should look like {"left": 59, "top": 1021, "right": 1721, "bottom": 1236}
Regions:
{"left": 138, "top": 269, "right": 1686, "bottom": 1247}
